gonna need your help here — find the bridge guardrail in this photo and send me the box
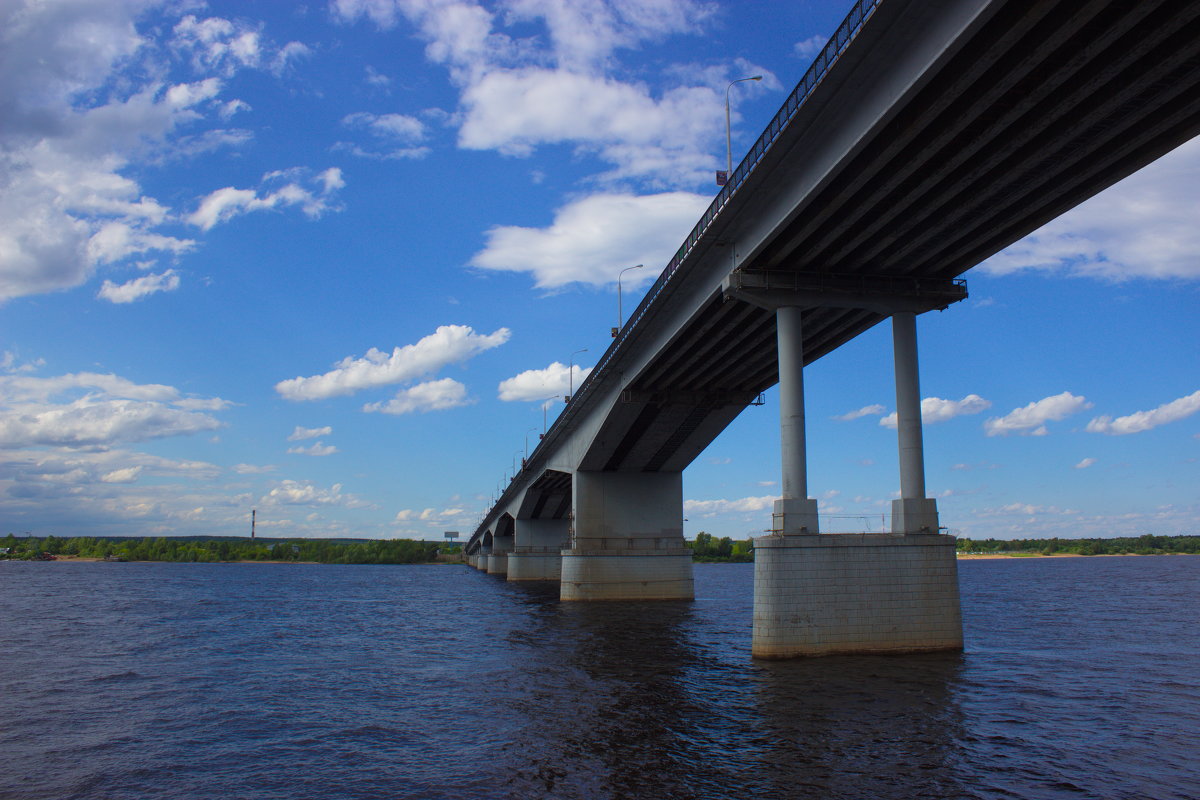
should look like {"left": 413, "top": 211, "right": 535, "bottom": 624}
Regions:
{"left": 475, "top": 0, "right": 884, "bottom": 540}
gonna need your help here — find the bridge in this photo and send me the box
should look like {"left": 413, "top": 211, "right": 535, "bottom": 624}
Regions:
{"left": 463, "top": 0, "right": 1200, "bottom": 658}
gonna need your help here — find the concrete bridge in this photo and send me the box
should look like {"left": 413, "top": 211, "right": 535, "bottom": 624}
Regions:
{"left": 465, "top": 0, "right": 1200, "bottom": 658}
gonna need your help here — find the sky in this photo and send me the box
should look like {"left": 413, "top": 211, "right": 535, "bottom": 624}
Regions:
{"left": 1, "top": 0, "right": 1197, "bottom": 543}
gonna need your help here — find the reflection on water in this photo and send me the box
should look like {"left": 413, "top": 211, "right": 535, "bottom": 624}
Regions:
{"left": 1, "top": 558, "right": 1198, "bottom": 800}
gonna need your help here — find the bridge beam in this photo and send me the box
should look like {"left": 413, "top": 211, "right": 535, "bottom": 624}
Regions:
{"left": 560, "top": 471, "right": 693, "bottom": 601}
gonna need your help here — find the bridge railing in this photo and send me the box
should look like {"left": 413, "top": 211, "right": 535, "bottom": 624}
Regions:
{"left": 474, "top": 0, "right": 885, "bottom": 541}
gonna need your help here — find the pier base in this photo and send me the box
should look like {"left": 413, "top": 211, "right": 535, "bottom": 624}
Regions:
{"left": 560, "top": 550, "right": 694, "bottom": 600}
{"left": 507, "top": 550, "right": 562, "bottom": 581}
{"left": 752, "top": 533, "right": 962, "bottom": 658}
{"left": 486, "top": 553, "right": 508, "bottom": 575}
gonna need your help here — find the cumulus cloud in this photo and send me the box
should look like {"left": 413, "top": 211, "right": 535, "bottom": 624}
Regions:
{"left": 794, "top": 34, "right": 828, "bottom": 59}
{"left": 984, "top": 391, "right": 1092, "bottom": 436}
{"left": 0, "top": 372, "right": 229, "bottom": 451}
{"left": 1086, "top": 390, "right": 1200, "bottom": 435}
{"left": 0, "top": 2, "right": 314, "bottom": 303}
{"left": 980, "top": 136, "right": 1200, "bottom": 281}
{"left": 337, "top": 112, "right": 430, "bottom": 159}
{"left": 276, "top": 325, "right": 509, "bottom": 401}
{"left": 261, "top": 480, "right": 366, "bottom": 507}
{"left": 497, "top": 361, "right": 593, "bottom": 402}
{"left": 97, "top": 269, "right": 181, "bottom": 303}
{"left": 287, "top": 441, "right": 339, "bottom": 456}
{"left": 684, "top": 495, "right": 778, "bottom": 516}
{"left": 188, "top": 167, "right": 344, "bottom": 231}
{"left": 471, "top": 192, "right": 709, "bottom": 288}
{"left": 395, "top": 506, "right": 464, "bottom": 522}
{"left": 833, "top": 403, "right": 885, "bottom": 422}
{"left": 288, "top": 425, "right": 332, "bottom": 441}
{"left": 879, "top": 394, "right": 991, "bottom": 428}
{"left": 332, "top": 0, "right": 740, "bottom": 185}
{"left": 363, "top": 378, "right": 471, "bottom": 415}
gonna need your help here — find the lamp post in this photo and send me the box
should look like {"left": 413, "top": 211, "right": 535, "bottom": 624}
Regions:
{"left": 613, "top": 264, "right": 645, "bottom": 337}
{"left": 567, "top": 348, "right": 588, "bottom": 402}
{"left": 725, "top": 75, "right": 763, "bottom": 180}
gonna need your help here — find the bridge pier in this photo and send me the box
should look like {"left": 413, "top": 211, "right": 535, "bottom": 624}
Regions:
{"left": 752, "top": 308, "right": 961, "bottom": 658}
{"left": 560, "top": 471, "right": 693, "bottom": 601}
{"left": 508, "top": 518, "right": 568, "bottom": 581}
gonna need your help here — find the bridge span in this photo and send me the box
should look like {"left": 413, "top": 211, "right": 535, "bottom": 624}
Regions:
{"left": 464, "top": 0, "right": 1200, "bottom": 657}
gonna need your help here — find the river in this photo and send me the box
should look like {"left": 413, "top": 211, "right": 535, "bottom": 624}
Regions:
{"left": 1, "top": 556, "right": 1196, "bottom": 799}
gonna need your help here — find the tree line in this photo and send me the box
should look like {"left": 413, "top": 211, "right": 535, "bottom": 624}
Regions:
{"left": 956, "top": 534, "right": 1200, "bottom": 556}
{"left": 0, "top": 534, "right": 451, "bottom": 564}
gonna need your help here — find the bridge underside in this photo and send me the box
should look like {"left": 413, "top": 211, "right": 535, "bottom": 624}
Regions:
{"left": 469, "top": 0, "right": 1200, "bottom": 655}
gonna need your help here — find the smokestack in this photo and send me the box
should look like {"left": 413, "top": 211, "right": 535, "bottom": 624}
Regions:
{"left": 251, "top": 509, "right": 256, "bottom": 539}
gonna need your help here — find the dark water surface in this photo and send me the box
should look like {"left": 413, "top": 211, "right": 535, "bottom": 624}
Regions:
{"left": 2, "top": 557, "right": 1197, "bottom": 799}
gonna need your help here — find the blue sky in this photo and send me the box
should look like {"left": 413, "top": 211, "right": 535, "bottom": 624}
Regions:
{"left": 1, "top": 0, "right": 1197, "bottom": 542}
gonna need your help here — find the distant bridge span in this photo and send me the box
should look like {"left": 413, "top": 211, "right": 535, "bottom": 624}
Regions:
{"left": 463, "top": 0, "right": 1200, "bottom": 658}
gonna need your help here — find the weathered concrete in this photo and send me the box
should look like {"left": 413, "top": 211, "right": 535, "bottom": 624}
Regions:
{"left": 508, "top": 518, "right": 568, "bottom": 581}
{"left": 751, "top": 533, "right": 962, "bottom": 658}
{"left": 560, "top": 471, "right": 693, "bottom": 600}
{"left": 561, "top": 551, "right": 694, "bottom": 601}
{"left": 486, "top": 552, "right": 508, "bottom": 575}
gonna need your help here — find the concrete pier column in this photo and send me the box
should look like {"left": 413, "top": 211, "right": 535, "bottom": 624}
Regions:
{"left": 560, "top": 471, "right": 693, "bottom": 601}
{"left": 774, "top": 305, "right": 820, "bottom": 534}
{"left": 890, "top": 311, "right": 939, "bottom": 534}
{"left": 508, "top": 518, "right": 568, "bottom": 581}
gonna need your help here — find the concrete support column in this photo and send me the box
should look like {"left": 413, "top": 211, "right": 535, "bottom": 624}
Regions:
{"left": 488, "top": 534, "right": 513, "bottom": 575}
{"left": 890, "top": 312, "right": 939, "bottom": 534}
{"left": 508, "top": 518, "right": 569, "bottom": 581}
{"left": 774, "top": 305, "right": 819, "bottom": 534}
{"left": 560, "top": 471, "right": 693, "bottom": 600}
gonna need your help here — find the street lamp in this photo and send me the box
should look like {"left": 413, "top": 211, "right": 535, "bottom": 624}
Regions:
{"left": 566, "top": 348, "right": 588, "bottom": 402}
{"left": 613, "top": 264, "right": 645, "bottom": 337}
{"left": 724, "top": 75, "right": 763, "bottom": 183}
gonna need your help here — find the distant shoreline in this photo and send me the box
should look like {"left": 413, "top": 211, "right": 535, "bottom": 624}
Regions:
{"left": 956, "top": 552, "right": 1197, "bottom": 559}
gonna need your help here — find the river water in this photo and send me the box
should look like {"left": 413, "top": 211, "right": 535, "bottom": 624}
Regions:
{"left": 1, "top": 556, "right": 1197, "bottom": 799}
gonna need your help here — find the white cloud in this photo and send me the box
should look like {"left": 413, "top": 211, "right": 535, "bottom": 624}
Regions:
{"left": 497, "top": 361, "right": 592, "bottom": 402}
{"left": 980, "top": 136, "right": 1200, "bottom": 281}
{"left": 1086, "top": 390, "right": 1200, "bottom": 435}
{"left": 233, "top": 463, "right": 277, "bottom": 474}
{"left": 288, "top": 425, "right": 332, "bottom": 441}
{"left": 984, "top": 391, "right": 1092, "bottom": 437}
{"left": 833, "top": 403, "right": 885, "bottom": 421}
{"left": 0, "top": 371, "right": 228, "bottom": 450}
{"left": 684, "top": 495, "right": 778, "bottom": 517}
{"left": 1074, "top": 457, "right": 1097, "bottom": 469}
{"left": 363, "top": 378, "right": 471, "bottom": 415}
{"left": 794, "top": 34, "right": 827, "bottom": 59}
{"left": 879, "top": 394, "right": 991, "bottom": 428}
{"left": 332, "top": 0, "right": 733, "bottom": 185}
{"left": 97, "top": 269, "right": 181, "bottom": 303}
{"left": 188, "top": 167, "right": 344, "bottom": 231}
{"left": 276, "top": 325, "right": 509, "bottom": 401}
{"left": 0, "top": 397, "right": 222, "bottom": 450}
{"left": 0, "top": 1, "right": 313, "bottom": 303}
{"left": 457, "top": 68, "right": 725, "bottom": 183}
{"left": 100, "top": 466, "right": 143, "bottom": 483}
{"left": 471, "top": 192, "right": 709, "bottom": 288}
{"left": 287, "top": 441, "right": 339, "bottom": 456}
{"left": 261, "top": 480, "right": 366, "bottom": 508}
{"left": 338, "top": 112, "right": 430, "bottom": 159}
